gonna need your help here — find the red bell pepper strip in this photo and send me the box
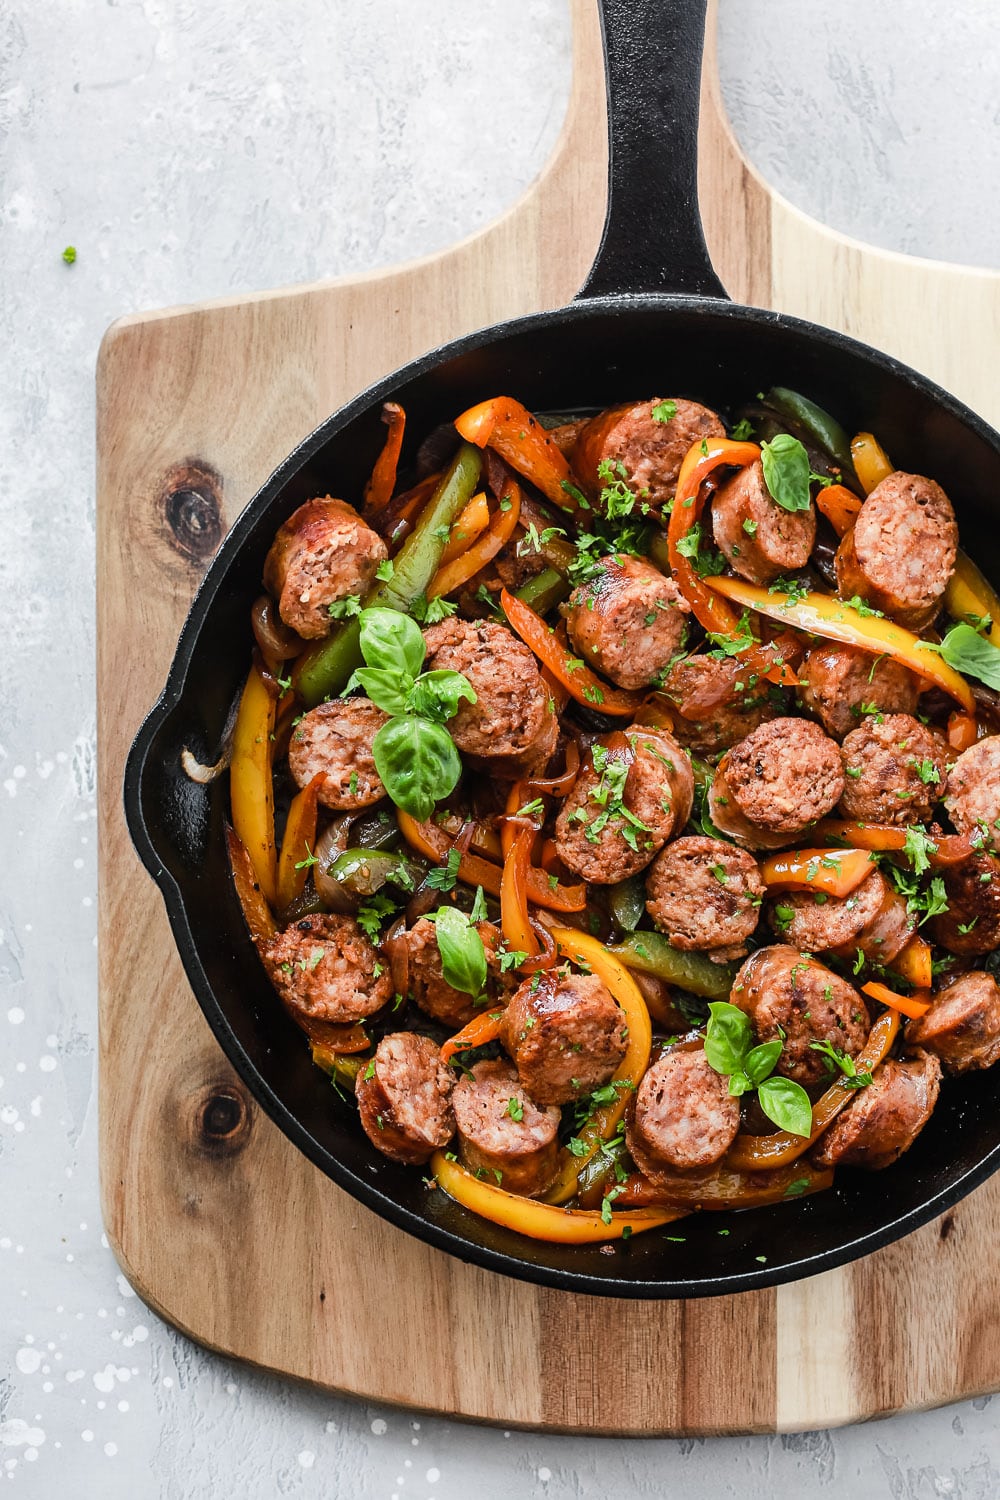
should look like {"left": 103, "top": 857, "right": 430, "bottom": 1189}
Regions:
{"left": 454, "top": 396, "right": 578, "bottom": 512}
{"left": 362, "top": 401, "right": 406, "bottom": 519}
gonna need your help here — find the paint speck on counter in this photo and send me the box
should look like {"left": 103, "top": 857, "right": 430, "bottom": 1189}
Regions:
{"left": 298, "top": 1451, "right": 315, "bottom": 1469}
{"left": 371, "top": 1418, "right": 387, "bottom": 1436}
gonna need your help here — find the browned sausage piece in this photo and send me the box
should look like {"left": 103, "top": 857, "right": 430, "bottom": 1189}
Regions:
{"left": 626, "top": 1049, "right": 739, "bottom": 1177}
{"left": 562, "top": 555, "right": 690, "bottom": 691}
{"left": 355, "top": 1033, "right": 455, "bottom": 1165}
{"left": 732, "top": 945, "right": 869, "bottom": 1086}
{"left": 288, "top": 698, "right": 388, "bottom": 810}
{"left": 554, "top": 729, "right": 694, "bottom": 883}
{"left": 645, "top": 836, "right": 764, "bottom": 962}
{"left": 264, "top": 914, "right": 394, "bottom": 1024}
{"left": 905, "top": 971, "right": 1000, "bottom": 1073}
{"left": 399, "top": 918, "right": 511, "bottom": 1030}
{"left": 499, "top": 969, "right": 627, "bottom": 1106}
{"left": 452, "top": 1059, "right": 560, "bottom": 1196}
{"left": 944, "top": 736, "right": 1000, "bottom": 852}
{"left": 573, "top": 398, "right": 725, "bottom": 512}
{"left": 838, "top": 713, "right": 950, "bottom": 826}
{"left": 834, "top": 471, "right": 957, "bottom": 629}
{"left": 711, "top": 458, "right": 816, "bottom": 585}
{"left": 263, "top": 496, "right": 388, "bottom": 640}
{"left": 711, "top": 718, "right": 844, "bottom": 849}
{"left": 768, "top": 868, "right": 914, "bottom": 964}
{"left": 422, "top": 617, "right": 557, "bottom": 775}
{"left": 797, "top": 642, "right": 920, "bottom": 741}
{"left": 546, "top": 418, "right": 588, "bottom": 457}
{"left": 928, "top": 853, "right": 1000, "bottom": 955}
{"left": 811, "top": 1052, "right": 941, "bottom": 1170}
{"left": 662, "top": 655, "right": 781, "bottom": 754}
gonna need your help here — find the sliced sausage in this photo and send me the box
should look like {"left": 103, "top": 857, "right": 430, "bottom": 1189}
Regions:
{"left": 572, "top": 397, "right": 725, "bottom": 512}
{"left": 906, "top": 971, "right": 1000, "bottom": 1073}
{"left": 355, "top": 1032, "right": 455, "bottom": 1165}
{"left": 499, "top": 969, "right": 627, "bottom": 1106}
{"left": 811, "top": 1052, "right": 941, "bottom": 1170}
{"left": 288, "top": 698, "right": 388, "bottom": 810}
{"left": 838, "top": 713, "right": 950, "bottom": 826}
{"left": 554, "top": 728, "right": 694, "bottom": 883}
{"left": 422, "top": 617, "right": 557, "bottom": 775}
{"left": 263, "top": 496, "right": 388, "bottom": 640}
{"left": 662, "top": 655, "right": 781, "bottom": 753}
{"left": 547, "top": 418, "right": 588, "bottom": 457}
{"left": 452, "top": 1059, "right": 561, "bottom": 1197}
{"left": 797, "top": 642, "right": 920, "bottom": 741}
{"left": 399, "top": 917, "right": 510, "bottom": 1030}
{"left": 264, "top": 913, "right": 394, "bottom": 1024}
{"left": 732, "top": 945, "right": 870, "bottom": 1086}
{"left": 944, "top": 736, "right": 1000, "bottom": 852}
{"left": 626, "top": 1049, "right": 739, "bottom": 1177}
{"left": 645, "top": 836, "right": 764, "bottom": 962}
{"left": 711, "top": 458, "right": 816, "bottom": 585}
{"left": 562, "top": 555, "right": 690, "bottom": 691}
{"left": 834, "top": 471, "right": 957, "bottom": 629}
{"left": 928, "top": 853, "right": 1000, "bottom": 956}
{"left": 711, "top": 718, "right": 844, "bottom": 849}
{"left": 767, "top": 868, "right": 914, "bottom": 964}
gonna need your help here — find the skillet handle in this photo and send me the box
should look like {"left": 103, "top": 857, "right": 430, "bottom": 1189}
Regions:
{"left": 578, "top": 0, "right": 728, "bottom": 301}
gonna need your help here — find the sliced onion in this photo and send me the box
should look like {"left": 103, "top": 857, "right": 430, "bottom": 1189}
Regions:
{"left": 313, "top": 816, "right": 358, "bottom": 912}
{"left": 384, "top": 915, "right": 410, "bottom": 998}
{"left": 251, "top": 594, "right": 305, "bottom": 669}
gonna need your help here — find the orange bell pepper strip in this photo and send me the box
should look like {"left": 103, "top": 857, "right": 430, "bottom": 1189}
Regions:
{"left": 667, "top": 436, "right": 761, "bottom": 634}
{"left": 428, "top": 484, "right": 522, "bottom": 598}
{"left": 440, "top": 1009, "right": 506, "bottom": 1067}
{"left": 500, "top": 587, "right": 643, "bottom": 717}
{"left": 862, "top": 980, "right": 932, "bottom": 1020}
{"left": 396, "top": 810, "right": 586, "bottom": 913}
{"left": 225, "top": 825, "right": 277, "bottom": 950}
{"left": 362, "top": 401, "right": 406, "bottom": 519}
{"left": 759, "top": 846, "right": 874, "bottom": 899}
{"left": 816, "top": 483, "right": 862, "bottom": 537}
{"left": 947, "top": 710, "right": 979, "bottom": 752}
{"left": 944, "top": 550, "right": 1000, "bottom": 650}
{"left": 275, "top": 773, "right": 323, "bottom": 911}
{"left": 890, "top": 936, "right": 933, "bottom": 991}
{"left": 705, "top": 574, "right": 976, "bottom": 711}
{"left": 304, "top": 1021, "right": 372, "bottom": 1060}
{"left": 726, "top": 1008, "right": 901, "bottom": 1170}
{"left": 542, "top": 928, "right": 652, "bottom": 1206}
{"left": 431, "top": 1151, "right": 684, "bottom": 1243}
{"left": 617, "top": 1160, "right": 833, "bottom": 1210}
{"left": 437, "top": 491, "right": 491, "bottom": 566}
{"left": 501, "top": 826, "right": 540, "bottom": 958}
{"left": 454, "top": 396, "right": 578, "bottom": 513}
{"left": 813, "top": 819, "right": 973, "bottom": 867}
{"left": 230, "top": 664, "right": 278, "bottom": 905}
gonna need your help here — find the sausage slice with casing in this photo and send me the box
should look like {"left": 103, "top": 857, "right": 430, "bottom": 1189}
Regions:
{"left": 732, "top": 945, "right": 869, "bottom": 1087}
{"left": 710, "top": 718, "right": 844, "bottom": 850}
{"left": 288, "top": 697, "right": 389, "bottom": 810}
{"left": 645, "top": 836, "right": 764, "bottom": 962}
{"left": 838, "top": 713, "right": 949, "bottom": 826}
{"left": 811, "top": 1052, "right": 941, "bottom": 1171}
{"left": 834, "top": 471, "right": 957, "bottom": 629}
{"left": 263, "top": 496, "right": 388, "bottom": 639}
{"left": 905, "top": 971, "right": 1000, "bottom": 1073}
{"left": 626, "top": 1048, "right": 739, "bottom": 1177}
{"left": 356, "top": 1033, "right": 455, "bottom": 1165}
{"left": 944, "top": 736, "right": 1000, "bottom": 852}
{"left": 711, "top": 458, "right": 816, "bottom": 585}
{"left": 500, "top": 968, "right": 627, "bottom": 1106}
{"left": 797, "top": 642, "right": 920, "bottom": 741}
{"left": 563, "top": 554, "right": 690, "bottom": 690}
{"left": 662, "top": 654, "right": 781, "bottom": 753}
{"left": 928, "top": 853, "right": 1000, "bottom": 956}
{"left": 572, "top": 397, "right": 725, "bottom": 512}
{"left": 767, "top": 868, "right": 914, "bottom": 963}
{"left": 264, "top": 914, "right": 394, "bottom": 1024}
{"left": 452, "top": 1060, "right": 560, "bottom": 1197}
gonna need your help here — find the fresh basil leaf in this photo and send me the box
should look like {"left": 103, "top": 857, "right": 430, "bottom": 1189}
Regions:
{"left": 918, "top": 622, "right": 1000, "bottom": 690}
{"left": 760, "top": 433, "right": 813, "bottom": 513}
{"left": 727, "top": 1070, "right": 752, "bottom": 1098}
{"left": 757, "top": 1075, "right": 813, "bottom": 1138}
{"left": 743, "top": 1039, "right": 782, "bottom": 1088}
{"left": 433, "top": 904, "right": 487, "bottom": 997}
{"left": 359, "top": 607, "right": 426, "bottom": 677}
{"left": 344, "top": 666, "right": 413, "bottom": 716}
{"left": 704, "top": 1001, "right": 752, "bottom": 1077}
{"left": 407, "top": 669, "right": 477, "bottom": 724}
{"left": 372, "top": 716, "right": 462, "bottom": 821}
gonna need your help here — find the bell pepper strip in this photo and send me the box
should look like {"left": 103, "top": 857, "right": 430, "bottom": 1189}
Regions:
{"left": 516, "top": 494, "right": 579, "bottom": 572}
{"left": 299, "top": 1018, "right": 372, "bottom": 1058}
{"left": 230, "top": 664, "right": 278, "bottom": 905}
{"left": 310, "top": 1047, "right": 365, "bottom": 1092}
{"left": 815, "top": 484, "right": 862, "bottom": 538}
{"left": 617, "top": 1160, "right": 833, "bottom": 1211}
{"left": 945, "top": 550, "right": 1000, "bottom": 650}
{"left": 890, "top": 936, "right": 933, "bottom": 991}
{"left": 725, "top": 1009, "right": 901, "bottom": 1171}
{"left": 501, "top": 827, "right": 541, "bottom": 958}
{"left": 428, "top": 484, "right": 522, "bottom": 599}
{"left": 384, "top": 470, "right": 442, "bottom": 552}
{"left": 704, "top": 574, "right": 976, "bottom": 712}
{"left": 396, "top": 810, "right": 586, "bottom": 913}
{"left": 431, "top": 1151, "right": 683, "bottom": 1243}
{"left": 861, "top": 980, "right": 932, "bottom": 1020}
{"left": 501, "top": 779, "right": 534, "bottom": 860}
{"left": 437, "top": 490, "right": 490, "bottom": 566}
{"left": 542, "top": 927, "right": 652, "bottom": 1206}
{"left": 362, "top": 401, "right": 405, "bottom": 519}
{"left": 607, "top": 930, "right": 738, "bottom": 1002}
{"left": 500, "top": 587, "right": 644, "bottom": 717}
{"left": 440, "top": 1009, "right": 505, "bottom": 1067}
{"left": 812, "top": 818, "right": 973, "bottom": 867}
{"left": 667, "top": 437, "right": 760, "bottom": 634}
{"left": 947, "top": 710, "right": 979, "bottom": 752}
{"left": 767, "top": 387, "right": 855, "bottom": 475}
{"left": 453, "top": 397, "right": 579, "bottom": 513}
{"left": 632, "top": 694, "right": 676, "bottom": 732}
{"left": 759, "top": 846, "right": 874, "bottom": 899}
{"left": 225, "top": 825, "right": 277, "bottom": 950}
{"left": 513, "top": 566, "right": 571, "bottom": 615}
{"left": 851, "top": 431, "right": 894, "bottom": 494}
{"left": 293, "top": 443, "right": 482, "bottom": 706}
{"left": 275, "top": 773, "right": 323, "bottom": 911}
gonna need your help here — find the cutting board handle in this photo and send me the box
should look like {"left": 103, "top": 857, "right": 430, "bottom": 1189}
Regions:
{"left": 578, "top": 0, "right": 728, "bottom": 301}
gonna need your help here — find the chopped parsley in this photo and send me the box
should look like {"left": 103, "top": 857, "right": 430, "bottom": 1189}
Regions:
{"left": 425, "top": 847, "right": 463, "bottom": 892}
{"left": 651, "top": 399, "right": 677, "bottom": 424}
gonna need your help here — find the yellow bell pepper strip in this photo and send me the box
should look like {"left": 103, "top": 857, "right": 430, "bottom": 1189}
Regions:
{"left": 705, "top": 574, "right": 976, "bottom": 712}
{"left": 362, "top": 401, "right": 406, "bottom": 520}
{"left": 812, "top": 818, "right": 974, "bottom": 868}
{"left": 396, "top": 809, "right": 587, "bottom": 913}
{"left": 275, "top": 773, "right": 323, "bottom": 912}
{"left": 453, "top": 396, "right": 578, "bottom": 513}
{"left": 230, "top": 664, "right": 278, "bottom": 905}
{"left": 428, "top": 483, "right": 522, "bottom": 599}
{"left": 861, "top": 980, "right": 932, "bottom": 1020}
{"left": 617, "top": 1160, "right": 833, "bottom": 1210}
{"left": 607, "top": 930, "right": 738, "bottom": 1001}
{"left": 225, "top": 825, "right": 277, "bottom": 950}
{"left": 815, "top": 484, "right": 862, "bottom": 538}
{"left": 944, "top": 550, "right": 1000, "bottom": 650}
{"left": 440, "top": 1009, "right": 505, "bottom": 1068}
{"left": 431, "top": 1151, "right": 684, "bottom": 1243}
{"left": 851, "top": 431, "right": 894, "bottom": 494}
{"left": 725, "top": 1008, "right": 901, "bottom": 1170}
{"left": 890, "top": 935, "right": 933, "bottom": 991}
{"left": 947, "top": 710, "right": 979, "bottom": 752}
{"left": 759, "top": 846, "right": 874, "bottom": 899}
{"left": 667, "top": 437, "right": 760, "bottom": 634}
{"left": 500, "top": 587, "right": 644, "bottom": 717}
{"left": 310, "top": 1048, "right": 364, "bottom": 1093}
{"left": 501, "top": 827, "right": 541, "bottom": 959}
{"left": 437, "top": 491, "right": 490, "bottom": 566}
{"left": 542, "top": 927, "right": 652, "bottom": 1206}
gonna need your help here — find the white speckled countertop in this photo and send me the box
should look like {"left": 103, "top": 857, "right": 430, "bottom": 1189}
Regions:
{"left": 2, "top": 1, "right": 999, "bottom": 1493}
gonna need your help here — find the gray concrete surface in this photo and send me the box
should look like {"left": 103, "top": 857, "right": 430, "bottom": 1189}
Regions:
{"left": 1, "top": 1, "right": 998, "bottom": 1494}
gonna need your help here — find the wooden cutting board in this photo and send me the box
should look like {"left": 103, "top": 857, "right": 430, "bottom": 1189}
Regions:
{"left": 97, "top": 1, "right": 1000, "bottom": 1434}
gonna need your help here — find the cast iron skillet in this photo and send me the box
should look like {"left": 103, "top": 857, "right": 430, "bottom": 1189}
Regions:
{"left": 125, "top": 0, "right": 1000, "bottom": 1298}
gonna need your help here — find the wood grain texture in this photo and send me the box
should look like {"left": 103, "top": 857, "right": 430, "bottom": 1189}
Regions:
{"left": 98, "top": 0, "right": 1000, "bottom": 1433}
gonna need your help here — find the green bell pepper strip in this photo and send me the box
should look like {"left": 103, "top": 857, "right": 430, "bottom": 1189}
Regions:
{"left": 293, "top": 443, "right": 482, "bottom": 706}
{"left": 609, "top": 874, "right": 646, "bottom": 933}
{"left": 324, "top": 847, "right": 424, "bottom": 899}
{"left": 766, "top": 387, "right": 855, "bottom": 478}
{"left": 607, "top": 931, "right": 738, "bottom": 1002}
{"left": 514, "top": 566, "right": 571, "bottom": 614}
